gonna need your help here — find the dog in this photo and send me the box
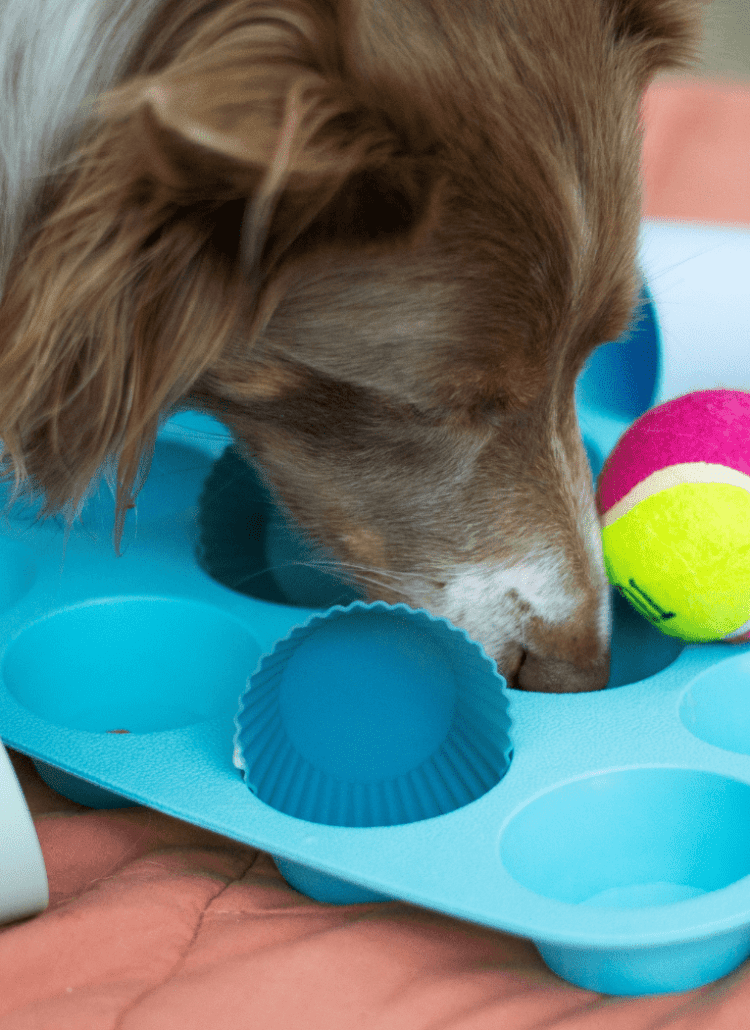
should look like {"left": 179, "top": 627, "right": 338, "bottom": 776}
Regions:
{"left": 0, "top": 0, "right": 701, "bottom": 691}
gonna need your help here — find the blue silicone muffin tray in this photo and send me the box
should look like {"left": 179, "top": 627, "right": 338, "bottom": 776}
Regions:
{"left": 3, "top": 220, "right": 750, "bottom": 998}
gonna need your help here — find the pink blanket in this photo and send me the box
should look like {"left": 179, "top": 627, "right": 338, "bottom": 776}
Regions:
{"left": 5, "top": 77, "right": 750, "bottom": 1029}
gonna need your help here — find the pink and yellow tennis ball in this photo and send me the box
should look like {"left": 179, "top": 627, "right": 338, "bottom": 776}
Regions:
{"left": 595, "top": 389, "right": 750, "bottom": 643}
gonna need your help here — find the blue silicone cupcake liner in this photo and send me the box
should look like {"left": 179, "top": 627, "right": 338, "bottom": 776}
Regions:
{"left": 234, "top": 600, "right": 512, "bottom": 902}
{"left": 234, "top": 601, "right": 512, "bottom": 826}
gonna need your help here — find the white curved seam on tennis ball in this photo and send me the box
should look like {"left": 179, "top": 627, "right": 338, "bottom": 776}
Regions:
{"left": 724, "top": 617, "right": 750, "bottom": 641}
{"left": 600, "top": 462, "right": 750, "bottom": 529}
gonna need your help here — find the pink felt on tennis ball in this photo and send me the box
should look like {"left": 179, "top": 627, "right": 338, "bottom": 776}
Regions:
{"left": 595, "top": 389, "right": 750, "bottom": 643}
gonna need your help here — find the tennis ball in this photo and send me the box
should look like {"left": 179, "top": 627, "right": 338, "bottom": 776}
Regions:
{"left": 595, "top": 389, "right": 750, "bottom": 643}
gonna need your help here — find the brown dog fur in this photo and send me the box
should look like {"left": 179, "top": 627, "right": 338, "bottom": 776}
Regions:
{"left": 0, "top": 0, "right": 701, "bottom": 689}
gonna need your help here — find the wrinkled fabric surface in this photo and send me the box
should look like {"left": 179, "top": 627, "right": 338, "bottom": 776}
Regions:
{"left": 3, "top": 77, "right": 750, "bottom": 1029}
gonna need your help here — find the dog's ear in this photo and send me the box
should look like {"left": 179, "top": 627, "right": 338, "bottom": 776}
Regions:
{"left": 608, "top": 0, "right": 702, "bottom": 79}
{"left": 0, "top": 3, "right": 412, "bottom": 549}
{"left": 125, "top": 3, "right": 418, "bottom": 267}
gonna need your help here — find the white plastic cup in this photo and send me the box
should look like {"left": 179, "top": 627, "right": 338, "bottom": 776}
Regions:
{"left": 0, "top": 740, "right": 48, "bottom": 924}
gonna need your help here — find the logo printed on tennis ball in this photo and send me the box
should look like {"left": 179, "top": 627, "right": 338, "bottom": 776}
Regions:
{"left": 595, "top": 390, "right": 750, "bottom": 644}
{"left": 612, "top": 577, "right": 676, "bottom": 628}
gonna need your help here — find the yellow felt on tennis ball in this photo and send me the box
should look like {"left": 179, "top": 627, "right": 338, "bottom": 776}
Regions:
{"left": 595, "top": 390, "right": 750, "bottom": 644}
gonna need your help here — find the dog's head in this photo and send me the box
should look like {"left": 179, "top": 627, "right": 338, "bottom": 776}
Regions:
{"left": 0, "top": 0, "right": 701, "bottom": 689}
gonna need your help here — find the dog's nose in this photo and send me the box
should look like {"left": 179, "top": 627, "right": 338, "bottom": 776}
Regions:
{"left": 515, "top": 649, "right": 611, "bottom": 693}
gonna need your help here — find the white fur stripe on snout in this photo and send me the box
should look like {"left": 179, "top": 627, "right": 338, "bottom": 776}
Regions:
{"left": 441, "top": 541, "right": 611, "bottom": 666}
{"left": 600, "top": 462, "right": 750, "bottom": 529}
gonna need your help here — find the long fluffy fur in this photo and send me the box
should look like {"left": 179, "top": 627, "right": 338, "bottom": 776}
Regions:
{"left": 0, "top": 0, "right": 701, "bottom": 689}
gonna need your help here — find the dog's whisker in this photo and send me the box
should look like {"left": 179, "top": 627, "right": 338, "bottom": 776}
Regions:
{"left": 261, "top": 553, "right": 421, "bottom": 592}
{"left": 308, "top": 558, "right": 428, "bottom": 582}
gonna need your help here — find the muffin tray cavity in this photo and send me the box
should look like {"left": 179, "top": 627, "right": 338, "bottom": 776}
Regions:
{"left": 3, "top": 221, "right": 750, "bottom": 997}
